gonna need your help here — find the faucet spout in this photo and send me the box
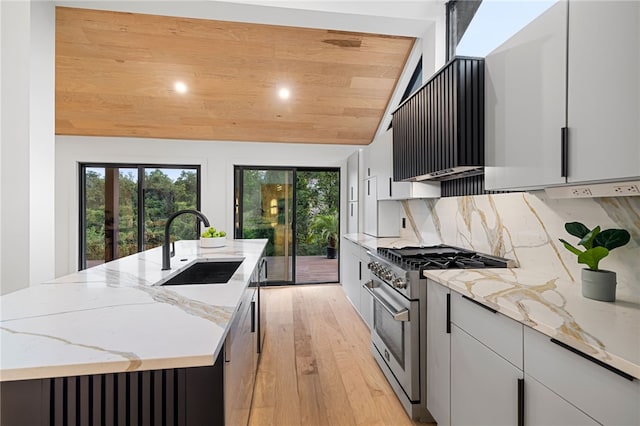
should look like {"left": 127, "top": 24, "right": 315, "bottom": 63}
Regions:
{"left": 162, "top": 209, "right": 211, "bottom": 270}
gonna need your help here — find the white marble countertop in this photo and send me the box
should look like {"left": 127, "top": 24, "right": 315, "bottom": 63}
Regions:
{"left": 0, "top": 239, "right": 267, "bottom": 382}
{"left": 345, "top": 233, "right": 640, "bottom": 380}
{"left": 343, "top": 233, "right": 421, "bottom": 252}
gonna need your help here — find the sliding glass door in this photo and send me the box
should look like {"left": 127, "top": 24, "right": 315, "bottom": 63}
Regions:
{"left": 235, "top": 168, "right": 294, "bottom": 283}
{"left": 79, "top": 164, "right": 200, "bottom": 270}
{"left": 235, "top": 167, "right": 339, "bottom": 285}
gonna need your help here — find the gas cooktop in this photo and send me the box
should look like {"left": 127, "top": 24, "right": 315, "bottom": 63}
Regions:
{"left": 376, "top": 245, "right": 515, "bottom": 271}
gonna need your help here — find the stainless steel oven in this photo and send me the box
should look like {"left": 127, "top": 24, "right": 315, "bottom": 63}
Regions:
{"left": 365, "top": 245, "right": 513, "bottom": 422}
{"left": 364, "top": 278, "right": 420, "bottom": 400}
{"left": 364, "top": 252, "right": 430, "bottom": 422}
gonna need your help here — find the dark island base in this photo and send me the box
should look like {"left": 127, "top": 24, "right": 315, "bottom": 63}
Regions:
{"left": 0, "top": 353, "right": 224, "bottom": 426}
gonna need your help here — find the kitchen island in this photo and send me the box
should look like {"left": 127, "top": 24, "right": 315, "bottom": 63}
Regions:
{"left": 0, "top": 238, "right": 267, "bottom": 425}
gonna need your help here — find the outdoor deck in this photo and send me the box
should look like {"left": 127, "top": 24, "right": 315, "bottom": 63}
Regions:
{"left": 265, "top": 255, "right": 339, "bottom": 284}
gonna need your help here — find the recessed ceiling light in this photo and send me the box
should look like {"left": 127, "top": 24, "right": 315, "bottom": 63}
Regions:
{"left": 174, "top": 81, "right": 188, "bottom": 94}
{"left": 278, "top": 87, "right": 290, "bottom": 100}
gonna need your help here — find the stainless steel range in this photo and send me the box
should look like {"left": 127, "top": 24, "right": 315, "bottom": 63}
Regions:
{"left": 364, "top": 245, "right": 514, "bottom": 422}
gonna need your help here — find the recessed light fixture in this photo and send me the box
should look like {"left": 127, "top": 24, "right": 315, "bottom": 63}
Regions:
{"left": 174, "top": 81, "right": 188, "bottom": 94}
{"left": 278, "top": 87, "right": 290, "bottom": 100}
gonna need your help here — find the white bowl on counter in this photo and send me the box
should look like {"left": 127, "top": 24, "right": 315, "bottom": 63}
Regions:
{"left": 200, "top": 237, "right": 226, "bottom": 248}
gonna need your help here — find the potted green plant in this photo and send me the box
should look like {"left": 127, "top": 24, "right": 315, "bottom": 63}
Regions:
{"left": 309, "top": 212, "right": 339, "bottom": 259}
{"left": 559, "top": 221, "right": 630, "bottom": 302}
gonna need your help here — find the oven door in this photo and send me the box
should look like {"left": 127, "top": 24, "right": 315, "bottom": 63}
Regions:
{"left": 364, "top": 279, "right": 420, "bottom": 400}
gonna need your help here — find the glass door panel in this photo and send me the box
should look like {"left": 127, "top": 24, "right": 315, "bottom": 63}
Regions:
{"left": 143, "top": 168, "right": 199, "bottom": 249}
{"left": 238, "top": 169, "right": 294, "bottom": 284}
{"left": 295, "top": 170, "right": 339, "bottom": 283}
{"left": 83, "top": 166, "right": 139, "bottom": 268}
{"left": 80, "top": 165, "right": 199, "bottom": 270}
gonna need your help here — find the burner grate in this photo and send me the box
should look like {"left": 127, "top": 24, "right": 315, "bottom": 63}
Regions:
{"left": 376, "top": 246, "right": 513, "bottom": 270}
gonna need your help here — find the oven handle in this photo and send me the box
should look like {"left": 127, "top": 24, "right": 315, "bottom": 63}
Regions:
{"left": 363, "top": 280, "right": 410, "bottom": 322}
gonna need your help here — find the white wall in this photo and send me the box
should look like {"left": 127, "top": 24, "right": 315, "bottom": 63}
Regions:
{"left": 56, "top": 136, "right": 358, "bottom": 276}
{"left": 421, "top": 6, "right": 447, "bottom": 79}
{"left": 0, "top": 1, "right": 56, "bottom": 295}
{"left": 29, "top": 1, "right": 56, "bottom": 288}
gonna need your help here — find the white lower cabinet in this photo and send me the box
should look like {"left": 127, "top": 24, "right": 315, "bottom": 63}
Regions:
{"left": 358, "top": 245, "right": 373, "bottom": 329}
{"left": 341, "top": 238, "right": 360, "bottom": 308}
{"left": 451, "top": 324, "right": 523, "bottom": 426}
{"left": 449, "top": 290, "right": 523, "bottom": 426}
{"left": 524, "top": 373, "right": 599, "bottom": 426}
{"left": 524, "top": 327, "right": 640, "bottom": 425}
{"left": 426, "top": 280, "right": 450, "bottom": 426}
{"left": 340, "top": 238, "right": 372, "bottom": 329}
{"left": 425, "top": 281, "right": 630, "bottom": 426}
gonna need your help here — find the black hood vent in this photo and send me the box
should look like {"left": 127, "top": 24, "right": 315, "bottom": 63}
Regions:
{"left": 392, "top": 57, "right": 484, "bottom": 183}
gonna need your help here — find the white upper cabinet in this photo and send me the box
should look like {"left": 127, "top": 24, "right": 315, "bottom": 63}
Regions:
{"left": 366, "top": 129, "right": 439, "bottom": 200}
{"left": 485, "top": 1, "right": 567, "bottom": 190}
{"left": 347, "top": 151, "right": 359, "bottom": 202}
{"left": 486, "top": 0, "right": 640, "bottom": 190}
{"left": 567, "top": 1, "right": 640, "bottom": 182}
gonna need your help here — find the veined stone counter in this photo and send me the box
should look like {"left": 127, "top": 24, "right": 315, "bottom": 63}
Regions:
{"left": 0, "top": 239, "right": 267, "bottom": 382}
{"left": 343, "top": 233, "right": 422, "bottom": 252}
{"left": 344, "top": 232, "right": 639, "bottom": 379}
{"left": 424, "top": 268, "right": 640, "bottom": 380}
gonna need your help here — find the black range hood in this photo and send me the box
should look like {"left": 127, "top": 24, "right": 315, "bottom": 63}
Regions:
{"left": 392, "top": 57, "right": 485, "bottom": 182}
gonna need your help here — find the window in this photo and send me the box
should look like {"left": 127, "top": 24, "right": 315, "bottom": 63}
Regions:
{"left": 79, "top": 164, "right": 200, "bottom": 270}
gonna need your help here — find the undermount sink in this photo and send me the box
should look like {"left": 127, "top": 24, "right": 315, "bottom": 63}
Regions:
{"left": 160, "top": 259, "right": 243, "bottom": 285}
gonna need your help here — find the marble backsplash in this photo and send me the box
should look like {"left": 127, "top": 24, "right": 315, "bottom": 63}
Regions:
{"left": 400, "top": 192, "right": 640, "bottom": 297}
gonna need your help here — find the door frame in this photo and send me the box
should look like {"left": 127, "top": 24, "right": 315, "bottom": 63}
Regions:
{"left": 234, "top": 165, "right": 340, "bottom": 285}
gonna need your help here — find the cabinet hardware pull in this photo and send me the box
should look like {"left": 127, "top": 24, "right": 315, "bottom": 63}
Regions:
{"left": 389, "top": 177, "right": 392, "bottom": 197}
{"left": 368, "top": 167, "right": 371, "bottom": 177}
{"left": 251, "top": 301, "right": 256, "bottom": 333}
{"left": 461, "top": 295, "right": 498, "bottom": 313}
{"left": 446, "top": 293, "right": 451, "bottom": 334}
{"left": 561, "top": 127, "right": 569, "bottom": 177}
{"left": 517, "top": 378, "right": 524, "bottom": 426}
{"left": 550, "top": 338, "right": 634, "bottom": 381}
{"left": 351, "top": 186, "right": 354, "bottom": 200}
{"left": 350, "top": 203, "right": 353, "bottom": 217}
{"left": 224, "top": 333, "right": 231, "bottom": 363}
{"left": 367, "top": 180, "right": 370, "bottom": 196}
{"left": 359, "top": 261, "right": 362, "bottom": 281}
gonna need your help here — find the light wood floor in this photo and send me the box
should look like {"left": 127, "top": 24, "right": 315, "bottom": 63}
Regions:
{"left": 249, "top": 285, "right": 434, "bottom": 426}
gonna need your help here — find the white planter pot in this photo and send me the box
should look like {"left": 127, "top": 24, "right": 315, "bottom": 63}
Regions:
{"left": 200, "top": 237, "right": 226, "bottom": 248}
{"left": 581, "top": 268, "right": 617, "bottom": 302}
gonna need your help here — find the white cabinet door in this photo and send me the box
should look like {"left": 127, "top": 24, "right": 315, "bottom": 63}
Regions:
{"left": 370, "top": 129, "right": 439, "bottom": 200}
{"left": 451, "top": 324, "right": 522, "bottom": 426}
{"left": 485, "top": 0, "right": 567, "bottom": 190}
{"left": 524, "top": 326, "right": 640, "bottom": 425}
{"left": 340, "top": 238, "right": 360, "bottom": 308}
{"left": 426, "top": 280, "right": 450, "bottom": 426}
{"left": 347, "top": 201, "right": 358, "bottom": 234}
{"left": 358, "top": 247, "right": 373, "bottom": 329}
{"left": 567, "top": 1, "right": 640, "bottom": 182}
{"left": 363, "top": 177, "right": 377, "bottom": 236}
{"left": 347, "top": 151, "right": 359, "bottom": 201}
{"left": 525, "top": 374, "right": 600, "bottom": 426}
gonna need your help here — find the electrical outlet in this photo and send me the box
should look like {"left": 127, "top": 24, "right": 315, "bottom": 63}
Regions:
{"left": 571, "top": 187, "right": 592, "bottom": 197}
{"left": 613, "top": 184, "right": 640, "bottom": 195}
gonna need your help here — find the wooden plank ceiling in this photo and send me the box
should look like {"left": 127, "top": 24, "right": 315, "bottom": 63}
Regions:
{"left": 55, "top": 7, "right": 415, "bottom": 145}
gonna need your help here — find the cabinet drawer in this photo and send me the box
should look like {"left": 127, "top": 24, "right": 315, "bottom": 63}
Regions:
{"left": 450, "top": 291, "right": 523, "bottom": 369}
{"left": 524, "top": 373, "right": 600, "bottom": 426}
{"left": 524, "top": 327, "right": 640, "bottom": 425}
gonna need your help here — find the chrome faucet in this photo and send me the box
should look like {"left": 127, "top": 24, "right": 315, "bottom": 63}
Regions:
{"left": 162, "top": 209, "right": 210, "bottom": 270}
